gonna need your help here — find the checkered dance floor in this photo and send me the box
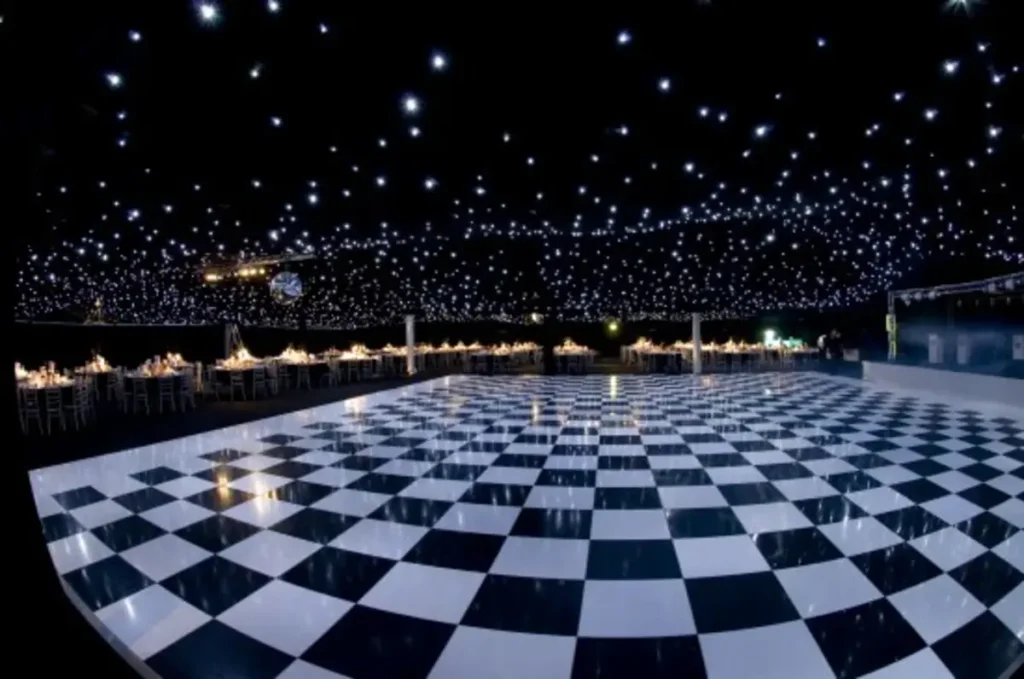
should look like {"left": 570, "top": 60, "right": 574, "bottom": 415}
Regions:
{"left": 30, "top": 374, "right": 1024, "bottom": 679}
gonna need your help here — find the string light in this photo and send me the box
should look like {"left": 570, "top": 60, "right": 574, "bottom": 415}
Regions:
{"left": 14, "top": 9, "right": 1021, "bottom": 329}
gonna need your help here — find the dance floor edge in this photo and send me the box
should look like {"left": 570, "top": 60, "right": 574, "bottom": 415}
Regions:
{"left": 29, "top": 373, "right": 1024, "bottom": 679}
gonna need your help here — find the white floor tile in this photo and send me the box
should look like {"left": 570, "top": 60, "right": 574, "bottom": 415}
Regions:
{"left": 818, "top": 516, "right": 903, "bottom": 556}
{"left": 847, "top": 487, "right": 915, "bottom": 515}
{"left": 733, "top": 502, "right": 813, "bottom": 534}
{"left": 96, "top": 585, "right": 210, "bottom": 660}
{"left": 433, "top": 627, "right": 575, "bottom": 679}
{"left": 908, "top": 526, "right": 987, "bottom": 571}
{"left": 673, "top": 535, "right": 770, "bottom": 578}
{"left": 775, "top": 558, "right": 882, "bottom": 618}
{"left": 329, "top": 518, "right": 427, "bottom": 559}
{"left": 658, "top": 486, "right": 728, "bottom": 509}
{"left": 590, "top": 509, "right": 671, "bottom": 540}
{"left": 48, "top": 531, "right": 115, "bottom": 574}
{"left": 990, "top": 583, "right": 1024, "bottom": 641}
{"left": 223, "top": 496, "right": 304, "bottom": 528}
{"left": 361, "top": 562, "right": 484, "bottom": 624}
{"left": 889, "top": 574, "right": 985, "bottom": 644}
{"left": 120, "top": 534, "right": 212, "bottom": 581}
{"left": 490, "top": 536, "right": 589, "bottom": 579}
{"left": 699, "top": 621, "right": 835, "bottom": 679}
{"left": 313, "top": 489, "right": 391, "bottom": 517}
{"left": 220, "top": 530, "right": 320, "bottom": 577}
{"left": 859, "top": 649, "right": 955, "bottom": 679}
{"left": 139, "top": 499, "right": 214, "bottom": 532}
{"left": 69, "top": 500, "right": 132, "bottom": 529}
{"left": 578, "top": 579, "right": 696, "bottom": 637}
{"left": 435, "top": 503, "right": 521, "bottom": 536}
{"left": 524, "top": 485, "right": 595, "bottom": 510}
{"left": 920, "top": 495, "right": 985, "bottom": 525}
{"left": 400, "top": 478, "right": 473, "bottom": 502}
{"left": 219, "top": 580, "right": 351, "bottom": 656}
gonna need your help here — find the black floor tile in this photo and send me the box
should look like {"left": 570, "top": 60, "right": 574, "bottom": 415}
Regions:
{"left": 512, "top": 508, "right": 592, "bottom": 539}
{"left": 130, "top": 466, "right": 185, "bottom": 486}
{"left": 537, "top": 469, "right": 597, "bottom": 487}
{"left": 665, "top": 508, "right": 745, "bottom": 539}
{"left": 199, "top": 449, "right": 250, "bottom": 463}
{"left": 752, "top": 527, "right": 842, "bottom": 569}
{"left": 891, "top": 478, "right": 950, "bottom": 504}
{"left": 260, "top": 434, "right": 303, "bottom": 445}
{"left": 261, "top": 460, "right": 323, "bottom": 480}
{"left": 652, "top": 469, "right": 712, "bottom": 486}
{"left": 694, "top": 453, "right": 748, "bottom": 468}
{"left": 282, "top": 546, "right": 395, "bottom": 601}
{"left": 598, "top": 455, "right": 651, "bottom": 470}
{"left": 717, "top": 482, "right": 787, "bottom": 506}
{"left": 876, "top": 505, "right": 949, "bottom": 540}
{"left": 730, "top": 440, "right": 776, "bottom": 453}
{"left": 403, "top": 528, "right": 505, "bottom": 572}
{"left": 91, "top": 515, "right": 167, "bottom": 552}
{"left": 960, "top": 463, "right": 1002, "bottom": 483}
{"left": 192, "top": 465, "right": 252, "bottom": 484}
{"left": 822, "top": 471, "right": 883, "bottom": 493}
{"left": 174, "top": 514, "right": 262, "bottom": 553}
{"left": 345, "top": 472, "right": 417, "bottom": 495}
{"left": 459, "top": 482, "right": 532, "bottom": 506}
{"left": 424, "top": 463, "right": 489, "bottom": 481}
{"left": 334, "top": 454, "right": 389, "bottom": 472}
{"left": 462, "top": 574, "right": 584, "bottom": 635}
{"left": 148, "top": 620, "right": 292, "bottom": 679}
{"left": 111, "top": 487, "right": 177, "bottom": 515}
{"left": 948, "top": 552, "right": 1023, "bottom": 607}
{"left": 160, "top": 556, "right": 270, "bottom": 616}
{"left": 272, "top": 480, "right": 336, "bottom": 506}
{"left": 493, "top": 453, "right": 548, "bottom": 469}
{"left": 401, "top": 447, "right": 452, "bottom": 462}
{"left": 842, "top": 453, "right": 893, "bottom": 470}
{"left": 551, "top": 444, "right": 600, "bottom": 457}
{"left": 644, "top": 444, "right": 692, "bottom": 456}
{"left": 757, "top": 462, "right": 813, "bottom": 481}
{"left": 785, "top": 446, "right": 834, "bottom": 462}
{"left": 259, "top": 445, "right": 311, "bottom": 460}
{"left": 51, "top": 486, "right": 106, "bottom": 510}
{"left": 850, "top": 543, "right": 942, "bottom": 595}
{"left": 931, "top": 612, "right": 1024, "bottom": 679}
{"left": 571, "top": 636, "right": 707, "bottom": 679}
{"left": 270, "top": 507, "right": 359, "bottom": 544}
{"left": 594, "top": 487, "right": 662, "bottom": 510}
{"left": 40, "top": 513, "right": 85, "bottom": 542}
{"left": 792, "top": 495, "right": 866, "bottom": 525}
{"left": 302, "top": 606, "right": 455, "bottom": 679}
{"left": 685, "top": 571, "right": 799, "bottom": 633}
{"left": 955, "top": 512, "right": 1019, "bottom": 549}
{"left": 369, "top": 496, "right": 453, "bottom": 527}
{"left": 586, "top": 539, "right": 681, "bottom": 579}
{"left": 958, "top": 484, "right": 1011, "bottom": 510}
{"left": 806, "top": 599, "right": 925, "bottom": 678}
{"left": 185, "top": 487, "right": 256, "bottom": 512}
{"left": 63, "top": 556, "right": 153, "bottom": 611}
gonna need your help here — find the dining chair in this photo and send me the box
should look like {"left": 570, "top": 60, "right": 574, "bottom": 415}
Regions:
{"left": 44, "top": 387, "right": 66, "bottom": 434}
{"left": 229, "top": 371, "right": 247, "bottom": 401}
{"left": 180, "top": 371, "right": 197, "bottom": 410}
{"left": 296, "top": 364, "right": 312, "bottom": 390}
{"left": 253, "top": 367, "right": 269, "bottom": 399}
{"left": 19, "top": 387, "right": 44, "bottom": 434}
{"left": 157, "top": 376, "right": 176, "bottom": 413}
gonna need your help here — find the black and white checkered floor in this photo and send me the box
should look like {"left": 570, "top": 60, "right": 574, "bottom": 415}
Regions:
{"left": 32, "top": 373, "right": 1024, "bottom": 679}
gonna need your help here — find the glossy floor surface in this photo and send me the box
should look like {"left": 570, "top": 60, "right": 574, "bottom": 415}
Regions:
{"left": 30, "top": 374, "right": 1024, "bottom": 679}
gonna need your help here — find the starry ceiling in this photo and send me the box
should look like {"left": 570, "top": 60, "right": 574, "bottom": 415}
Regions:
{"left": 14, "top": 0, "right": 1023, "bottom": 328}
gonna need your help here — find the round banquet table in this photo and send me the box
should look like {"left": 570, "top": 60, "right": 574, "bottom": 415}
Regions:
{"left": 554, "top": 352, "right": 595, "bottom": 374}
{"left": 124, "top": 373, "right": 185, "bottom": 409}
{"left": 75, "top": 370, "right": 115, "bottom": 399}
{"left": 277, "top": 361, "right": 331, "bottom": 388}
{"left": 213, "top": 366, "right": 265, "bottom": 395}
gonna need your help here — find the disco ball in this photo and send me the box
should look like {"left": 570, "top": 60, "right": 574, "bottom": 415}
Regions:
{"left": 269, "top": 271, "right": 303, "bottom": 304}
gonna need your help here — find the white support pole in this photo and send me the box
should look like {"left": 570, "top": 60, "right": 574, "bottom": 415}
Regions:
{"left": 405, "top": 315, "right": 416, "bottom": 376}
{"left": 692, "top": 313, "right": 702, "bottom": 375}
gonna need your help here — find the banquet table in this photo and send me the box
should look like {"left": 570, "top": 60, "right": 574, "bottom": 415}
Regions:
{"left": 74, "top": 369, "right": 115, "bottom": 398}
{"left": 213, "top": 365, "right": 266, "bottom": 397}
{"left": 276, "top": 360, "right": 331, "bottom": 388}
